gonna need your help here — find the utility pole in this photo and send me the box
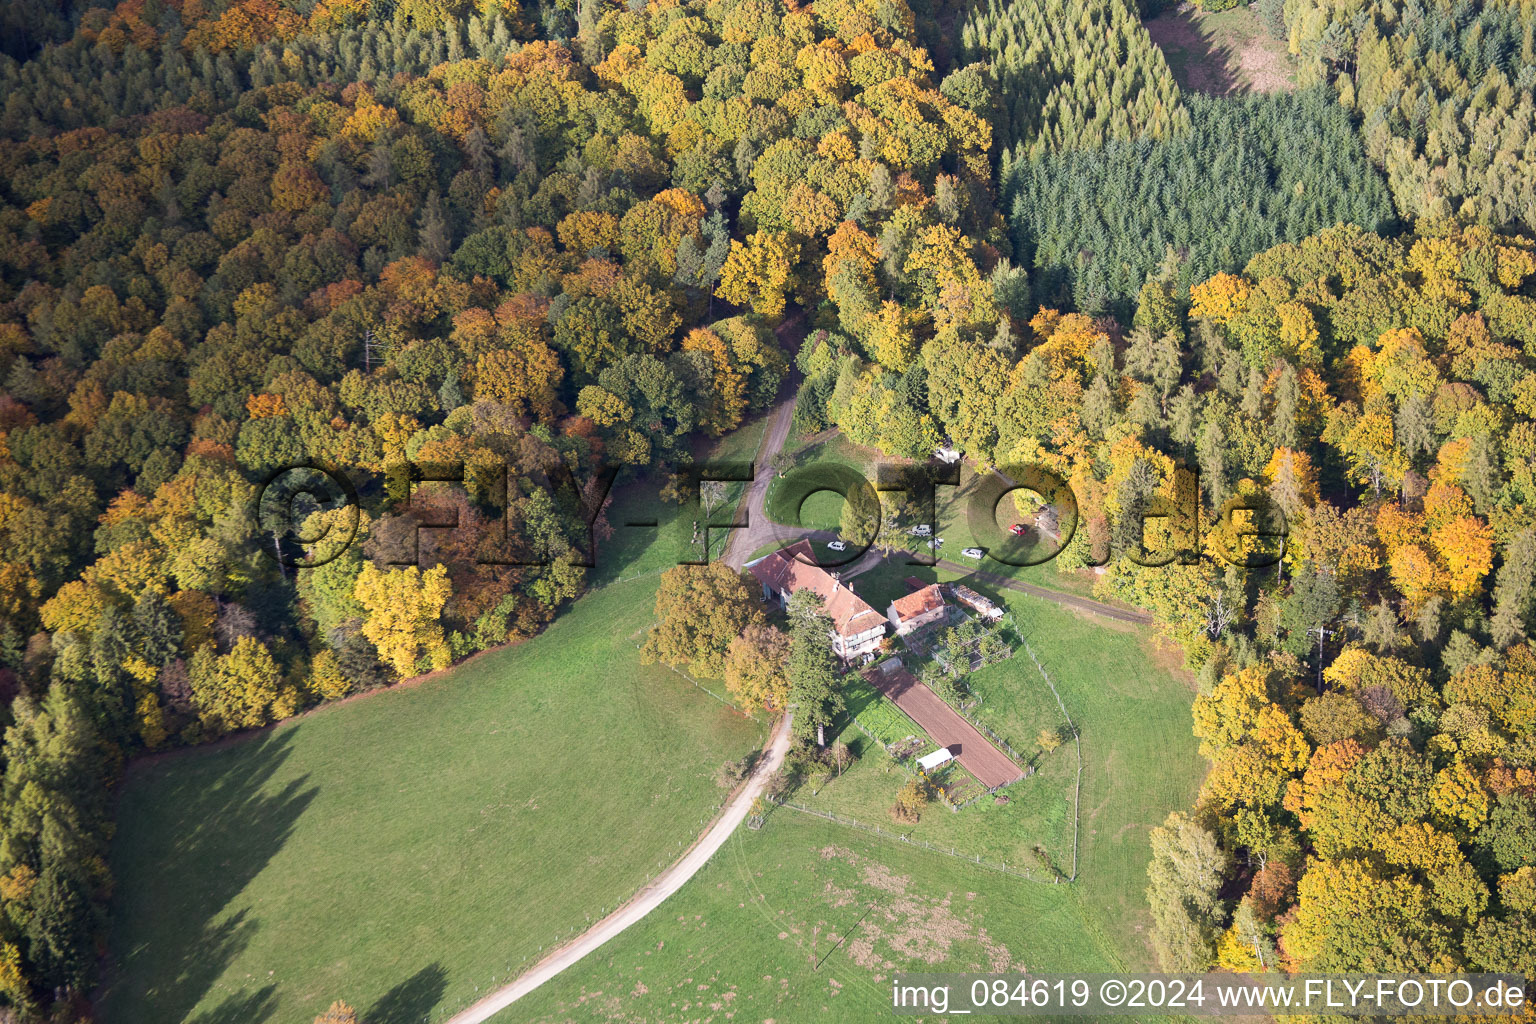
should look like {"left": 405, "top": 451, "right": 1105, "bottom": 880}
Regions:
{"left": 1308, "top": 622, "right": 1335, "bottom": 694}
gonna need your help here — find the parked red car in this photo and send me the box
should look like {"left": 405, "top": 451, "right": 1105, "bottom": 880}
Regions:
{"left": 1008, "top": 523, "right": 1028, "bottom": 536}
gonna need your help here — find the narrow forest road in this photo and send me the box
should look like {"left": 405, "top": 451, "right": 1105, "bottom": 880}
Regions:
{"left": 721, "top": 395, "right": 796, "bottom": 570}
{"left": 443, "top": 714, "right": 793, "bottom": 1024}
{"left": 721, "top": 310, "right": 807, "bottom": 570}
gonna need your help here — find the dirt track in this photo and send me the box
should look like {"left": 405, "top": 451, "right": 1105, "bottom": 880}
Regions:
{"left": 863, "top": 663, "right": 1023, "bottom": 789}
{"left": 722, "top": 311, "right": 806, "bottom": 571}
{"left": 442, "top": 714, "right": 793, "bottom": 1023}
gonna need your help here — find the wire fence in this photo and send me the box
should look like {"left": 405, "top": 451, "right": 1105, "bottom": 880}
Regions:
{"left": 921, "top": 611, "right": 1034, "bottom": 769}
{"left": 773, "top": 800, "right": 1064, "bottom": 884}
{"left": 629, "top": 638, "right": 767, "bottom": 724}
{"left": 956, "top": 707, "right": 1030, "bottom": 768}
{"left": 1021, "top": 636, "right": 1082, "bottom": 882}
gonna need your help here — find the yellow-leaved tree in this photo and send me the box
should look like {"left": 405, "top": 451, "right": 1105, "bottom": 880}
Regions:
{"left": 354, "top": 563, "right": 453, "bottom": 678}
{"left": 715, "top": 230, "right": 799, "bottom": 321}
{"left": 313, "top": 1001, "right": 361, "bottom": 1024}
{"left": 188, "top": 636, "right": 301, "bottom": 735}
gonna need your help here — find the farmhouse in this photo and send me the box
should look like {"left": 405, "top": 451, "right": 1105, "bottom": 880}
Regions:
{"left": 887, "top": 584, "right": 946, "bottom": 635}
{"left": 950, "top": 584, "right": 1004, "bottom": 621}
{"left": 747, "top": 540, "right": 887, "bottom": 660}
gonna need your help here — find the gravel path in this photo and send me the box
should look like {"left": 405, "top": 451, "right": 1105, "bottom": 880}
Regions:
{"left": 722, "top": 313, "right": 806, "bottom": 570}
{"left": 442, "top": 714, "right": 793, "bottom": 1024}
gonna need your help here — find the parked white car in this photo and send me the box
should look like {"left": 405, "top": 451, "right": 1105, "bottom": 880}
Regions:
{"left": 961, "top": 547, "right": 984, "bottom": 559}
{"left": 910, "top": 524, "right": 932, "bottom": 536}
{"left": 927, "top": 537, "right": 944, "bottom": 549}
{"left": 826, "top": 539, "right": 847, "bottom": 552}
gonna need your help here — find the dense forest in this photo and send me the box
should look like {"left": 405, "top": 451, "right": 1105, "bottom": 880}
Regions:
{"left": 906, "top": 222, "right": 1536, "bottom": 975}
{"left": 0, "top": 0, "right": 1006, "bottom": 1011}
{"left": 1004, "top": 90, "right": 1398, "bottom": 310}
{"left": 1285, "top": 0, "right": 1536, "bottom": 229}
{"left": 957, "top": 0, "right": 1186, "bottom": 159}
{"left": 0, "top": 0, "right": 1532, "bottom": 1015}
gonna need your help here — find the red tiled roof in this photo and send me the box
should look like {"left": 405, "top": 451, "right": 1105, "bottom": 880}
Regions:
{"left": 748, "top": 540, "right": 885, "bottom": 639}
{"left": 889, "top": 583, "right": 944, "bottom": 622}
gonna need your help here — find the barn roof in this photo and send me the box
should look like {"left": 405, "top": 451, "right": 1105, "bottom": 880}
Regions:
{"left": 889, "top": 583, "right": 944, "bottom": 622}
{"left": 748, "top": 540, "right": 885, "bottom": 639}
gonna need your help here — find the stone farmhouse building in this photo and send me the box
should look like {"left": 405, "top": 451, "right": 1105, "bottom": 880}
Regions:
{"left": 746, "top": 540, "right": 886, "bottom": 661}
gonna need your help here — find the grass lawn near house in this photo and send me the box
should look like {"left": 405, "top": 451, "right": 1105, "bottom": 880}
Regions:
{"left": 792, "top": 578, "right": 1204, "bottom": 968}
{"left": 699, "top": 412, "right": 771, "bottom": 562}
{"left": 797, "top": 718, "right": 1080, "bottom": 871}
{"left": 763, "top": 432, "right": 877, "bottom": 532}
{"left": 840, "top": 671, "right": 927, "bottom": 749}
{"left": 991, "top": 588, "right": 1204, "bottom": 959}
{"left": 506, "top": 813, "right": 1129, "bottom": 1024}
{"left": 592, "top": 414, "right": 772, "bottom": 583}
{"left": 99, "top": 576, "right": 766, "bottom": 1024}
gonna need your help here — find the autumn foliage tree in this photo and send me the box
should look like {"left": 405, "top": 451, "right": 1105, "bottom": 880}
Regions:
{"left": 642, "top": 564, "right": 765, "bottom": 679}
{"left": 723, "top": 623, "right": 793, "bottom": 711}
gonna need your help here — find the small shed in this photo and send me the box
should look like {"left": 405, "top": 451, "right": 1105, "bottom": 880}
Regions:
{"left": 917, "top": 747, "right": 954, "bottom": 771}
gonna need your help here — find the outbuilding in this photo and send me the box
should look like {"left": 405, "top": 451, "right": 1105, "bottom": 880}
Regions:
{"left": 917, "top": 747, "right": 954, "bottom": 771}
{"left": 887, "top": 584, "right": 946, "bottom": 635}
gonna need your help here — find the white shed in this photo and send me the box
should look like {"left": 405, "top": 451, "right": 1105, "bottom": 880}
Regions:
{"left": 917, "top": 747, "right": 954, "bottom": 771}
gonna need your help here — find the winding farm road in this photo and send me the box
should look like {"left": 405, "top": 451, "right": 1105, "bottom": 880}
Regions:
{"left": 447, "top": 322, "right": 812, "bottom": 1023}
{"left": 443, "top": 714, "right": 793, "bottom": 1024}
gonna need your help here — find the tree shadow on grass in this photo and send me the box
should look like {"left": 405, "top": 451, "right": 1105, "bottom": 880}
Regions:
{"left": 98, "top": 727, "right": 318, "bottom": 1023}
{"left": 368, "top": 963, "right": 447, "bottom": 1024}
{"left": 186, "top": 983, "right": 278, "bottom": 1024}
{"left": 839, "top": 676, "right": 883, "bottom": 722}
{"left": 1144, "top": 9, "right": 1241, "bottom": 95}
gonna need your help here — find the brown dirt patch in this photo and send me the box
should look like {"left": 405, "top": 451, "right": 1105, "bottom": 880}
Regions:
{"left": 1238, "top": 36, "right": 1294, "bottom": 92}
{"left": 820, "top": 846, "right": 1026, "bottom": 974}
{"left": 1145, "top": 5, "right": 1295, "bottom": 97}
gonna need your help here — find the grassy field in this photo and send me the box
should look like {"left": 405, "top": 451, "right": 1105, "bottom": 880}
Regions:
{"left": 507, "top": 813, "right": 1127, "bottom": 1023}
{"left": 1145, "top": 6, "right": 1294, "bottom": 95}
{"left": 763, "top": 433, "right": 871, "bottom": 532}
{"left": 99, "top": 578, "right": 765, "bottom": 1024}
{"left": 997, "top": 586, "right": 1203, "bottom": 957}
{"left": 103, "top": 405, "right": 1202, "bottom": 1022}
{"left": 787, "top": 573, "right": 1203, "bottom": 964}
{"left": 505, "top": 562, "right": 1203, "bottom": 1024}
